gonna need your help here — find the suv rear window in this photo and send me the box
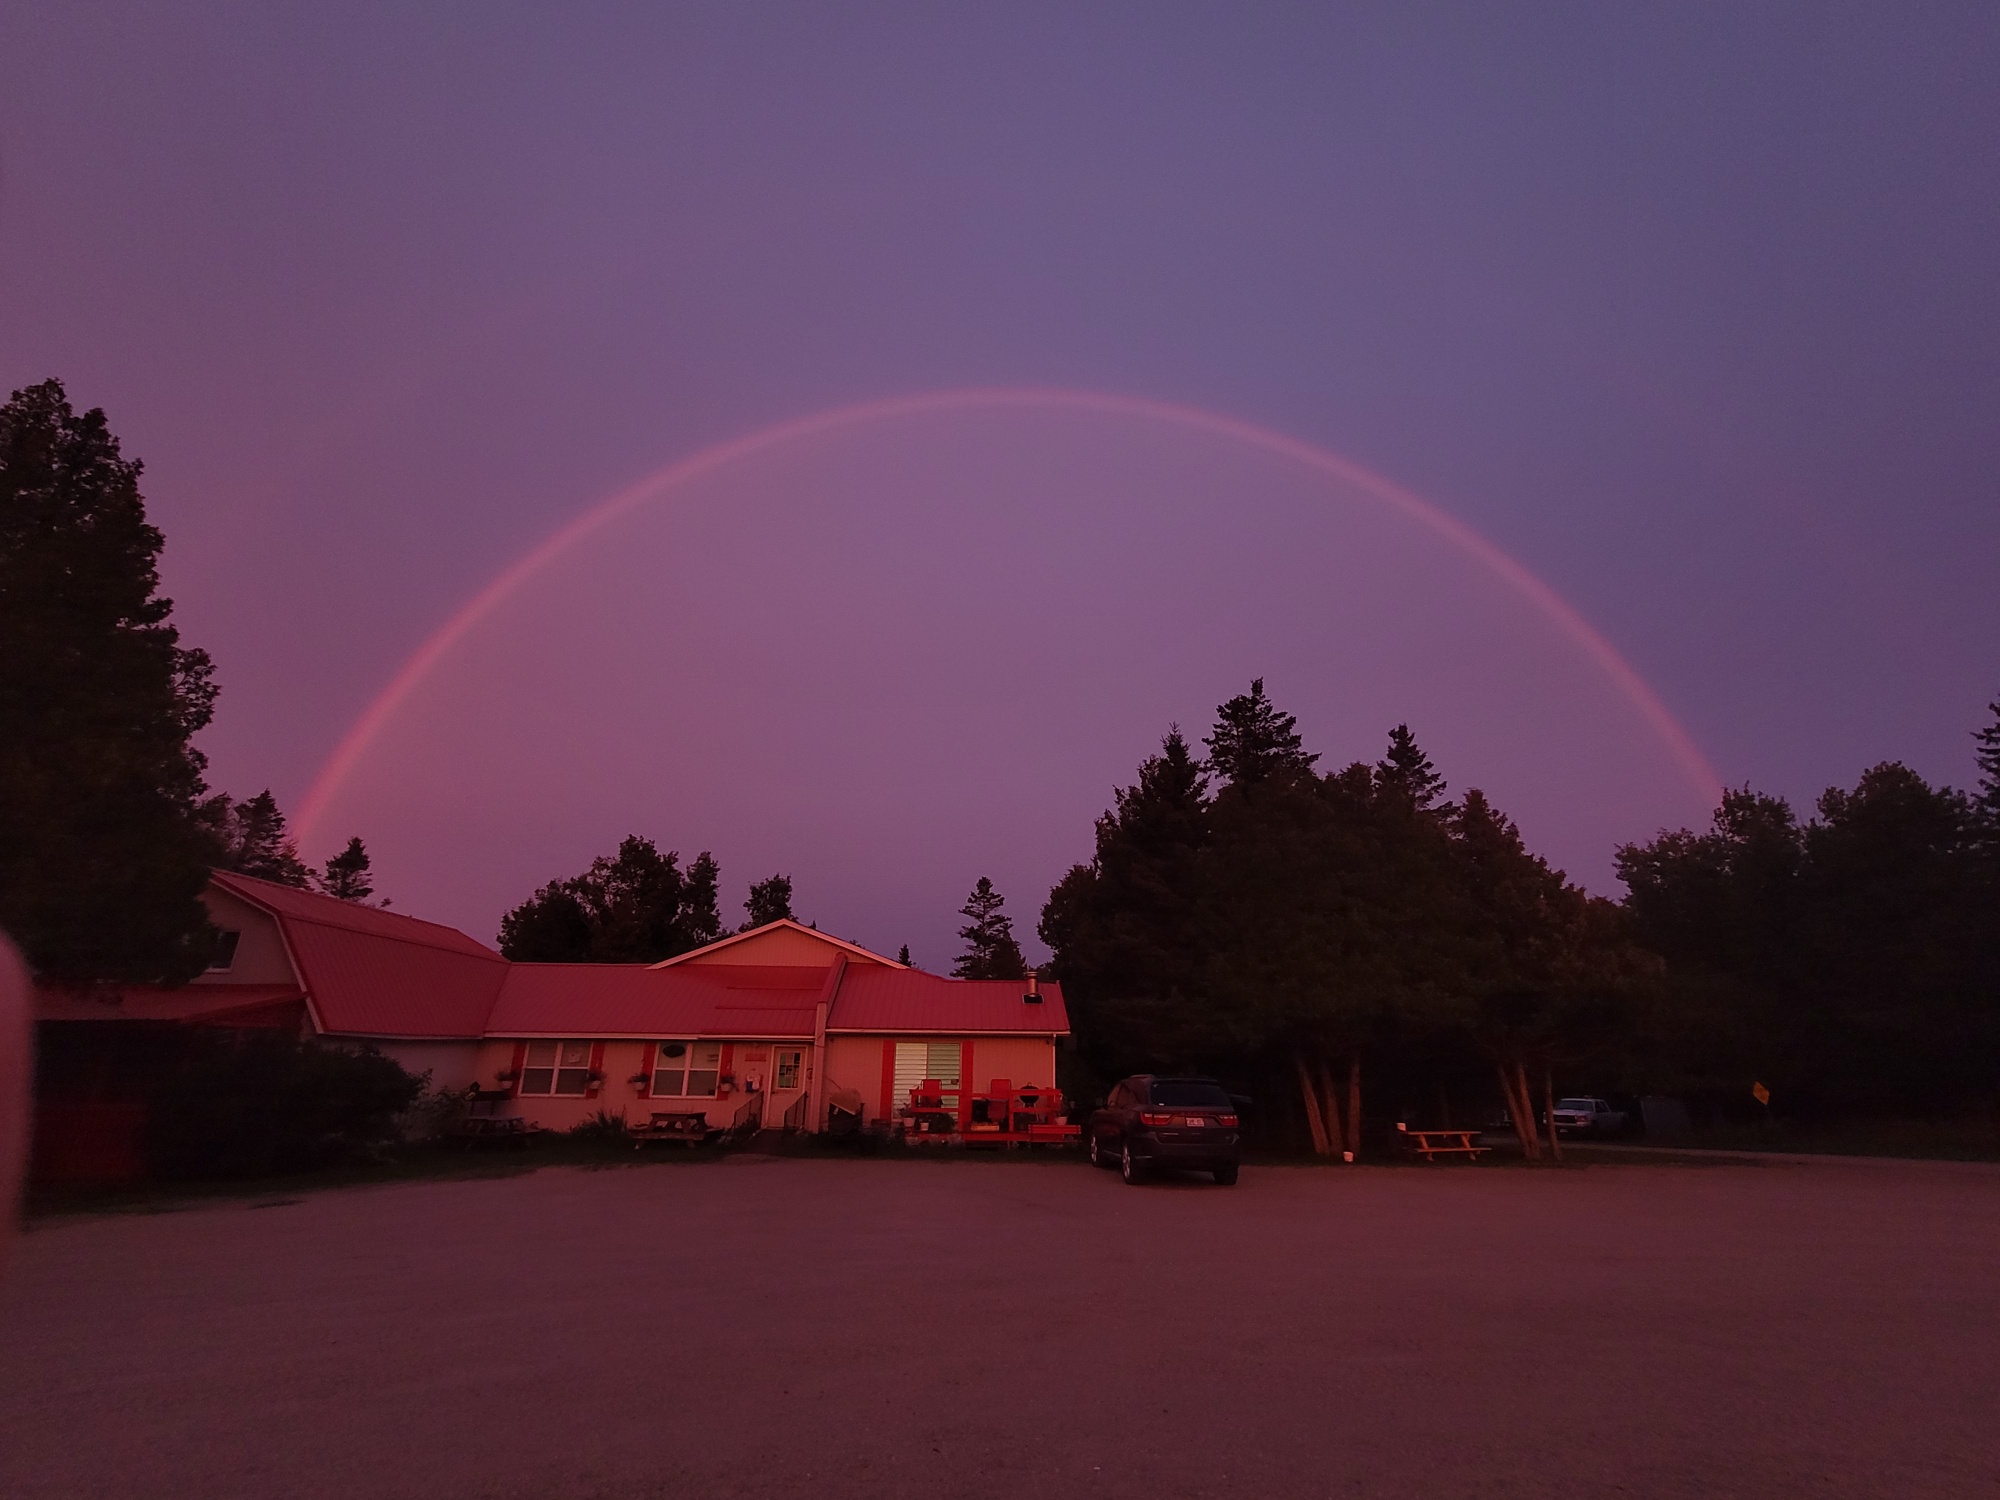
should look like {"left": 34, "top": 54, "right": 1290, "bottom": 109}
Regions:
{"left": 1150, "top": 1080, "right": 1232, "bottom": 1108}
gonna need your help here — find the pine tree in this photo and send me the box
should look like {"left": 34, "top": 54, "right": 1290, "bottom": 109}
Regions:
{"left": 1974, "top": 694, "right": 2000, "bottom": 829}
{"left": 215, "top": 790, "right": 311, "bottom": 886}
{"left": 316, "top": 836, "right": 375, "bottom": 902}
{"left": 0, "top": 379, "right": 221, "bottom": 983}
{"left": 954, "top": 877, "right": 1025, "bottom": 979}
{"left": 743, "top": 873, "right": 795, "bottom": 929}
{"left": 1377, "top": 723, "right": 1448, "bottom": 810}
{"left": 897, "top": 944, "right": 912, "bottom": 966}
{"left": 1203, "top": 679, "right": 1318, "bottom": 787}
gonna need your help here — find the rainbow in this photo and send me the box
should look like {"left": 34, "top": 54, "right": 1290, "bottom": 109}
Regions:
{"left": 297, "top": 387, "right": 1721, "bottom": 846}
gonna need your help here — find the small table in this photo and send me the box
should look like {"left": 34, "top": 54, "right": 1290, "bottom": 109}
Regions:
{"left": 1397, "top": 1124, "right": 1489, "bottom": 1162}
{"left": 629, "top": 1111, "right": 711, "bottom": 1147}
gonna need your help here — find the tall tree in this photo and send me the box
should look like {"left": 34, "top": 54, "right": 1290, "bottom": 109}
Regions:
{"left": 743, "top": 873, "right": 795, "bottom": 929}
{"left": 315, "top": 837, "right": 375, "bottom": 903}
{"left": 1377, "top": 723, "right": 1448, "bottom": 811}
{"left": 1041, "top": 728, "right": 1212, "bottom": 1073}
{"left": 496, "top": 879, "right": 593, "bottom": 962}
{"left": 954, "top": 877, "right": 1025, "bottom": 979}
{"left": 897, "top": 944, "right": 912, "bottom": 966}
{"left": 1619, "top": 760, "right": 1990, "bottom": 1115}
{"left": 1203, "top": 679, "right": 1318, "bottom": 787}
{"left": 0, "top": 380, "right": 220, "bottom": 984}
{"left": 204, "top": 789, "right": 311, "bottom": 887}
{"left": 497, "top": 836, "right": 723, "bottom": 963}
{"left": 1974, "top": 693, "right": 2000, "bottom": 833}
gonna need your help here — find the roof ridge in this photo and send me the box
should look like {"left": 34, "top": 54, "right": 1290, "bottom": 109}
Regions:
{"left": 212, "top": 869, "right": 500, "bottom": 949}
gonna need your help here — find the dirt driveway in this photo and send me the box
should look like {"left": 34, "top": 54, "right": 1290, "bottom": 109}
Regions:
{"left": 3, "top": 1154, "right": 1996, "bottom": 1499}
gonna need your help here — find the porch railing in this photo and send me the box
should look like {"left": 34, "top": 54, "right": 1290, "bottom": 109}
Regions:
{"left": 728, "top": 1092, "right": 764, "bottom": 1139}
{"left": 781, "top": 1092, "right": 809, "bottom": 1132}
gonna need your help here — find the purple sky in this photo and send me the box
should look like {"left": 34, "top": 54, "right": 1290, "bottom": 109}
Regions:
{"left": 4, "top": 5, "right": 1997, "bottom": 960}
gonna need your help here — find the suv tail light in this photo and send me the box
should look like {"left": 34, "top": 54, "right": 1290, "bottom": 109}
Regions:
{"left": 1218, "top": 1114, "right": 1238, "bottom": 1127}
{"left": 1140, "top": 1111, "right": 1174, "bottom": 1127}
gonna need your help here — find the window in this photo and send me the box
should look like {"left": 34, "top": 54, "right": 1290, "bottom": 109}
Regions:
{"left": 653, "top": 1041, "right": 722, "bottom": 1098}
{"left": 207, "top": 931, "right": 241, "bottom": 972}
{"left": 893, "top": 1041, "right": 962, "bottom": 1107}
{"left": 519, "top": 1041, "right": 592, "bottom": 1096}
{"left": 1151, "top": 1080, "right": 1232, "bottom": 1108}
{"left": 775, "top": 1049, "right": 803, "bottom": 1091}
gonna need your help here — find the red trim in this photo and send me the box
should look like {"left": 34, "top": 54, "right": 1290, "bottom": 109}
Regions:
{"left": 587, "top": 1040, "right": 606, "bottom": 1097}
{"left": 879, "top": 1039, "right": 896, "bottom": 1121}
{"left": 508, "top": 1040, "right": 528, "bottom": 1097}
{"left": 718, "top": 1041, "right": 735, "bottom": 1094}
{"left": 634, "top": 1041, "right": 653, "bottom": 1098}
{"left": 958, "top": 1039, "right": 975, "bottom": 1131}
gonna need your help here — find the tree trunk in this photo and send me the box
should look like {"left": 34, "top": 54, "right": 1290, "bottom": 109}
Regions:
{"left": 1543, "top": 1065, "right": 1564, "bottom": 1163}
{"left": 1317, "top": 1062, "right": 1343, "bottom": 1157}
{"left": 1294, "top": 1054, "right": 1331, "bottom": 1156}
{"left": 1345, "top": 1052, "right": 1363, "bottom": 1161}
{"left": 1514, "top": 1060, "right": 1543, "bottom": 1162}
{"left": 1499, "top": 1060, "right": 1538, "bottom": 1160}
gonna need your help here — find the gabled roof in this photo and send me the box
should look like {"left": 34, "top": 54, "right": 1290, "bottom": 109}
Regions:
{"left": 34, "top": 982, "right": 306, "bottom": 1027}
{"left": 209, "top": 870, "right": 508, "bottom": 1038}
{"left": 828, "top": 968, "right": 1069, "bottom": 1035}
{"left": 651, "top": 918, "right": 905, "bottom": 970}
{"left": 51, "top": 874, "right": 1065, "bottom": 1043}
{"left": 484, "top": 964, "right": 820, "bottom": 1039}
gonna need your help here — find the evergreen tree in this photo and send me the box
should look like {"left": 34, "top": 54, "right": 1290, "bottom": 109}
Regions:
{"left": 743, "top": 873, "right": 795, "bottom": 929}
{"left": 1974, "top": 693, "right": 2000, "bottom": 830}
{"left": 208, "top": 789, "right": 311, "bottom": 886}
{"left": 897, "top": 944, "right": 912, "bottom": 966}
{"left": 1377, "top": 723, "right": 1448, "bottom": 810}
{"left": 498, "top": 836, "right": 722, "bottom": 963}
{"left": 315, "top": 837, "right": 375, "bottom": 903}
{"left": 954, "top": 877, "right": 1025, "bottom": 979}
{"left": 1203, "top": 679, "right": 1318, "bottom": 787}
{"left": 0, "top": 379, "right": 221, "bottom": 984}
{"left": 1041, "top": 728, "right": 1212, "bottom": 1073}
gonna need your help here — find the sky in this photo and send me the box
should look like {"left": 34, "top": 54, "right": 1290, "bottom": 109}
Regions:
{"left": 3, "top": 3, "right": 1996, "bottom": 961}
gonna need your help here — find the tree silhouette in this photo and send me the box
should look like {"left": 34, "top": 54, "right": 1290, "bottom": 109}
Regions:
{"left": 0, "top": 378, "right": 221, "bottom": 983}
{"left": 315, "top": 837, "right": 375, "bottom": 903}
{"left": 743, "top": 873, "right": 795, "bottom": 929}
{"left": 954, "top": 877, "right": 1025, "bottom": 979}
{"left": 1203, "top": 679, "right": 1318, "bottom": 787}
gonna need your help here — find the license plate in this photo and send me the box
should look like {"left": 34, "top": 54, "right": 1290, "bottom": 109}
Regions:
{"left": 1184, "top": 1116, "right": 1206, "bottom": 1127}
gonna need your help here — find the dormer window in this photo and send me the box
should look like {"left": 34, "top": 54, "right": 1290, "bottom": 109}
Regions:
{"left": 207, "top": 930, "right": 241, "bottom": 972}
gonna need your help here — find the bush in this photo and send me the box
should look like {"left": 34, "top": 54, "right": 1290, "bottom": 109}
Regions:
{"left": 145, "top": 1032, "right": 425, "bottom": 1179}
{"left": 566, "top": 1109, "right": 630, "bottom": 1144}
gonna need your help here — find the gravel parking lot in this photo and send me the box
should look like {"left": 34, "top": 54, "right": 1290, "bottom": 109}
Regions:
{"left": 4, "top": 1153, "right": 1997, "bottom": 1499}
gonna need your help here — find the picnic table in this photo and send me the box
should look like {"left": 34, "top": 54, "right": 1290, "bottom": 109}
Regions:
{"left": 1396, "top": 1123, "right": 1489, "bottom": 1162}
{"left": 628, "top": 1110, "right": 712, "bottom": 1147}
{"left": 447, "top": 1115, "right": 540, "bottom": 1149}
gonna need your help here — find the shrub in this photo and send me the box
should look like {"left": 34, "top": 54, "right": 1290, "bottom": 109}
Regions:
{"left": 146, "top": 1032, "right": 424, "bottom": 1178}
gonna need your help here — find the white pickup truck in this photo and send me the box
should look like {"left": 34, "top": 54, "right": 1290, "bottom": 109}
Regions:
{"left": 1550, "top": 1097, "right": 1628, "bottom": 1136}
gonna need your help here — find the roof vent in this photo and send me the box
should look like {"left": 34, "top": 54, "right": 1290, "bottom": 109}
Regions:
{"left": 1023, "top": 969, "right": 1042, "bottom": 1004}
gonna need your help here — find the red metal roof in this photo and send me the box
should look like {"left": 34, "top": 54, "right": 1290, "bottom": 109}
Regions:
{"left": 34, "top": 983, "right": 305, "bottom": 1026}
{"left": 212, "top": 870, "right": 508, "bottom": 1038}
{"left": 485, "top": 965, "right": 818, "bottom": 1038}
{"left": 48, "top": 875, "right": 1066, "bottom": 1044}
{"left": 828, "top": 968, "right": 1069, "bottom": 1035}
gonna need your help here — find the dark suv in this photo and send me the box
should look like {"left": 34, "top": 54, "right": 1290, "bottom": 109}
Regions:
{"left": 1087, "top": 1075, "right": 1241, "bottom": 1185}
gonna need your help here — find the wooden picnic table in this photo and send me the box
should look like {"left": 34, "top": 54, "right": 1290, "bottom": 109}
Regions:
{"left": 628, "top": 1110, "right": 712, "bottom": 1147}
{"left": 447, "top": 1115, "right": 541, "bottom": 1149}
{"left": 1397, "top": 1123, "right": 1489, "bottom": 1162}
